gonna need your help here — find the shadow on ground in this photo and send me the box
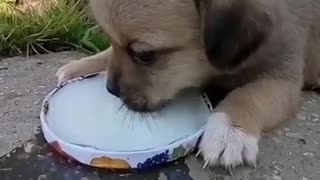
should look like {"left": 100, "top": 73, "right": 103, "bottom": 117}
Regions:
{"left": 0, "top": 52, "right": 319, "bottom": 180}
{"left": 0, "top": 132, "right": 197, "bottom": 180}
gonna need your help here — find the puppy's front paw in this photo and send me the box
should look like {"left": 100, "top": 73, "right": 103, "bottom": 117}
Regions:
{"left": 198, "top": 113, "right": 259, "bottom": 169}
{"left": 56, "top": 60, "right": 81, "bottom": 86}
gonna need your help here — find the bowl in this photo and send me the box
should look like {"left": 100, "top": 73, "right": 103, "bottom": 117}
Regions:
{"left": 40, "top": 73, "right": 212, "bottom": 170}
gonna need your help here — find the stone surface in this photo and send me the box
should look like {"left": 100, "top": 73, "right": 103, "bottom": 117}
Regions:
{"left": 0, "top": 52, "right": 85, "bottom": 157}
{"left": 0, "top": 52, "right": 319, "bottom": 180}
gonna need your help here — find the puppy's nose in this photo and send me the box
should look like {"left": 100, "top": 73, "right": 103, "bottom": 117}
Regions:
{"left": 106, "top": 79, "right": 120, "bottom": 97}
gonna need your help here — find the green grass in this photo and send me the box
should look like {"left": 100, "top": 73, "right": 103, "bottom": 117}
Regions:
{"left": 0, "top": 0, "right": 109, "bottom": 56}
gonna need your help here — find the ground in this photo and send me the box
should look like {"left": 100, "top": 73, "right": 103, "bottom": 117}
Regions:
{"left": 0, "top": 52, "right": 319, "bottom": 180}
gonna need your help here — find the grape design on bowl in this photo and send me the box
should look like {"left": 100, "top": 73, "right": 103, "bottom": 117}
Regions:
{"left": 137, "top": 150, "right": 170, "bottom": 169}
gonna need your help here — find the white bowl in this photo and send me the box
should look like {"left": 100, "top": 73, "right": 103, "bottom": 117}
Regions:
{"left": 40, "top": 73, "right": 212, "bottom": 170}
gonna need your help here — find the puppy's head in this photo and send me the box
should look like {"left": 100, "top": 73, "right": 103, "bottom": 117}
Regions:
{"left": 89, "top": 0, "right": 273, "bottom": 112}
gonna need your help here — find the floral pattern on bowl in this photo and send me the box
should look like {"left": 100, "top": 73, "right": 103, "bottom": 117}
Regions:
{"left": 40, "top": 73, "right": 212, "bottom": 170}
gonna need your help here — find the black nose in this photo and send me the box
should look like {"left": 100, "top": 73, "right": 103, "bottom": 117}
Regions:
{"left": 106, "top": 79, "right": 120, "bottom": 97}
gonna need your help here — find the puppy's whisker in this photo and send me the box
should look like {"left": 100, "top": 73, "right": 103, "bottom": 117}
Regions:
{"left": 149, "top": 112, "right": 159, "bottom": 128}
{"left": 138, "top": 112, "right": 151, "bottom": 133}
{"left": 127, "top": 110, "right": 132, "bottom": 130}
{"left": 145, "top": 115, "right": 153, "bottom": 133}
{"left": 119, "top": 102, "right": 126, "bottom": 111}
{"left": 129, "top": 110, "right": 135, "bottom": 131}
{"left": 116, "top": 102, "right": 126, "bottom": 115}
{"left": 138, "top": 112, "right": 143, "bottom": 122}
{"left": 143, "top": 113, "right": 150, "bottom": 121}
{"left": 132, "top": 112, "right": 139, "bottom": 130}
{"left": 126, "top": 109, "right": 133, "bottom": 129}
{"left": 121, "top": 107, "right": 130, "bottom": 128}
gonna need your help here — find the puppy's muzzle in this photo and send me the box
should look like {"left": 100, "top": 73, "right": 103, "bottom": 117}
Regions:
{"left": 106, "top": 79, "right": 120, "bottom": 98}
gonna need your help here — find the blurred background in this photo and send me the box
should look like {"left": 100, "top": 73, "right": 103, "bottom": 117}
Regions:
{"left": 0, "top": 0, "right": 109, "bottom": 57}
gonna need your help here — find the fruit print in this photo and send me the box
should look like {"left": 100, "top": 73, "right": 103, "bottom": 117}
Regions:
{"left": 137, "top": 150, "right": 170, "bottom": 169}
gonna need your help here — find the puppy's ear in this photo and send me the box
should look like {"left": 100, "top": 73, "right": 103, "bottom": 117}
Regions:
{"left": 197, "top": 0, "right": 273, "bottom": 70}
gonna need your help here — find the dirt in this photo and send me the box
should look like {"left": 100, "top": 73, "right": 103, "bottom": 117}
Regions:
{"left": 0, "top": 51, "right": 319, "bottom": 180}
{"left": 0, "top": 52, "right": 84, "bottom": 157}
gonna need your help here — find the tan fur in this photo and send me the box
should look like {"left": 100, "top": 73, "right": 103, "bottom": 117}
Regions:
{"left": 56, "top": 0, "right": 320, "bottom": 169}
{"left": 88, "top": 0, "right": 217, "bottom": 111}
{"left": 304, "top": 17, "right": 320, "bottom": 87}
{"left": 56, "top": 48, "right": 111, "bottom": 84}
{"left": 214, "top": 79, "right": 301, "bottom": 135}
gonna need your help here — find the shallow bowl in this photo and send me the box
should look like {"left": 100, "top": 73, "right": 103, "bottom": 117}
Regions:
{"left": 40, "top": 73, "right": 212, "bottom": 170}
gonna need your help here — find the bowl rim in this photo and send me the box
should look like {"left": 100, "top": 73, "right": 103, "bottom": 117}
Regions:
{"left": 40, "top": 73, "right": 213, "bottom": 154}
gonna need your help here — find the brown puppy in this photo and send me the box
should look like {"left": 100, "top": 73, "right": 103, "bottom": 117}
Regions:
{"left": 56, "top": 0, "right": 320, "bottom": 169}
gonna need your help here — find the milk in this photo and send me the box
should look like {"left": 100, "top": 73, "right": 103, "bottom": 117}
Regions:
{"left": 46, "top": 75, "right": 210, "bottom": 151}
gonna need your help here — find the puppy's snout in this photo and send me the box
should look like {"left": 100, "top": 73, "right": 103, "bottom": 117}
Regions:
{"left": 106, "top": 78, "right": 120, "bottom": 98}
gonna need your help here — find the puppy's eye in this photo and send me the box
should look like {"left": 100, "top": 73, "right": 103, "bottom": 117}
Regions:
{"left": 128, "top": 48, "right": 156, "bottom": 65}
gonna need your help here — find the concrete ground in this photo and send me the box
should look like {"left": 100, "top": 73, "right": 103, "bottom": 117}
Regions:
{"left": 0, "top": 52, "right": 319, "bottom": 180}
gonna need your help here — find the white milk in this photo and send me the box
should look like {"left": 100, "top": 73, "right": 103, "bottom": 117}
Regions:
{"left": 46, "top": 75, "right": 210, "bottom": 151}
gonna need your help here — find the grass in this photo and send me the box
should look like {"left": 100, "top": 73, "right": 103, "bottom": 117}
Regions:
{"left": 0, "top": 0, "right": 109, "bottom": 57}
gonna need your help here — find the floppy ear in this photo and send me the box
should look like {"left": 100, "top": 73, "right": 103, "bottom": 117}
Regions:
{"left": 196, "top": 0, "right": 273, "bottom": 70}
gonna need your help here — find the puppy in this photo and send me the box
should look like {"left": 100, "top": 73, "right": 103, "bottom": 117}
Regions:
{"left": 56, "top": 0, "right": 320, "bottom": 169}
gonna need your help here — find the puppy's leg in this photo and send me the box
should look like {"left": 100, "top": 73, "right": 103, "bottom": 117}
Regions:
{"left": 56, "top": 47, "right": 113, "bottom": 85}
{"left": 199, "top": 79, "right": 301, "bottom": 168}
{"left": 303, "top": 21, "right": 320, "bottom": 91}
